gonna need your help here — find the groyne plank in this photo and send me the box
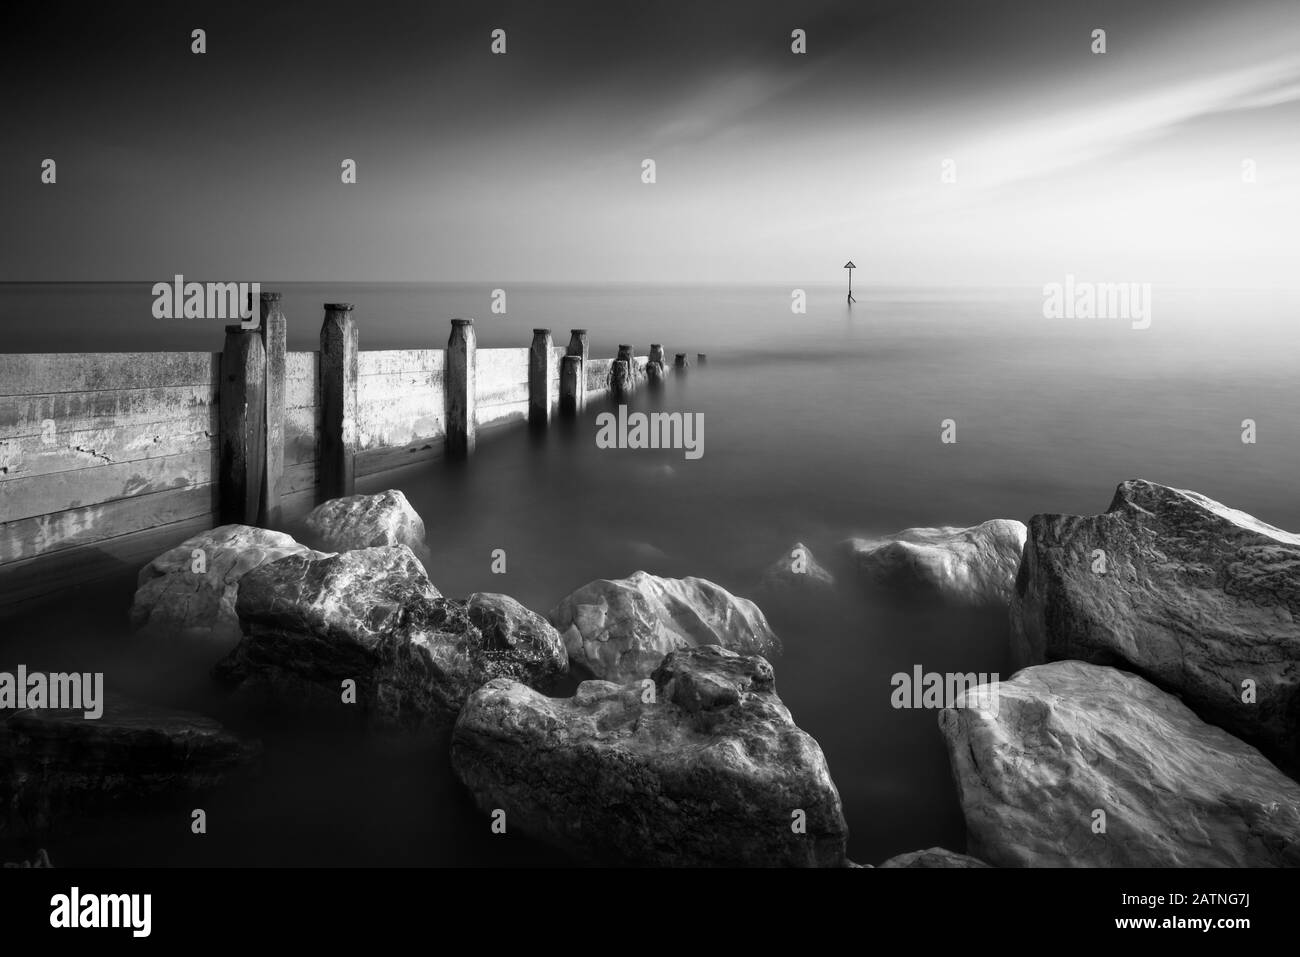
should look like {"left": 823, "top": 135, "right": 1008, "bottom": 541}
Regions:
{"left": 0, "top": 483, "right": 217, "bottom": 564}
{"left": 0, "top": 513, "right": 217, "bottom": 610}
{"left": 358, "top": 349, "right": 445, "bottom": 376}
{"left": 1, "top": 449, "right": 214, "bottom": 523}
{"left": 0, "top": 353, "right": 219, "bottom": 396}
{"left": 0, "top": 384, "right": 216, "bottom": 440}
{"left": 0, "top": 412, "right": 216, "bottom": 482}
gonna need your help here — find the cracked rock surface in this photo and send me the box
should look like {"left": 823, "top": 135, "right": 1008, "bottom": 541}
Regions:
{"left": 842, "top": 520, "right": 1028, "bottom": 610}
{"left": 301, "top": 489, "right": 431, "bottom": 572}
{"left": 451, "top": 645, "right": 848, "bottom": 866}
{"left": 939, "top": 660, "right": 1300, "bottom": 867}
{"left": 1012, "top": 479, "right": 1300, "bottom": 767}
{"left": 130, "top": 524, "right": 328, "bottom": 659}
{"left": 215, "top": 547, "right": 565, "bottom": 730}
{"left": 549, "top": 570, "right": 780, "bottom": 682}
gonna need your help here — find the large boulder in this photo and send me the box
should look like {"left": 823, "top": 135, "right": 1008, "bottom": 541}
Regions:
{"left": 755, "top": 542, "right": 836, "bottom": 597}
{"left": 214, "top": 547, "right": 565, "bottom": 730}
{"left": 1012, "top": 480, "right": 1300, "bottom": 767}
{"left": 1, "top": 691, "right": 258, "bottom": 839}
{"left": 451, "top": 645, "right": 848, "bottom": 866}
{"left": 302, "top": 489, "right": 430, "bottom": 569}
{"left": 939, "top": 660, "right": 1300, "bottom": 867}
{"left": 879, "top": 847, "right": 990, "bottom": 868}
{"left": 129, "top": 524, "right": 326, "bottom": 657}
{"left": 842, "top": 520, "right": 1027, "bottom": 609}
{"left": 549, "top": 570, "right": 780, "bottom": 682}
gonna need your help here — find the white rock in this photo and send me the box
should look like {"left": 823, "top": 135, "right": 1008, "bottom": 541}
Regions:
{"left": 843, "top": 519, "right": 1026, "bottom": 608}
{"left": 549, "top": 570, "right": 780, "bottom": 682}
{"left": 130, "top": 524, "right": 325, "bottom": 657}
{"left": 1013, "top": 479, "right": 1300, "bottom": 767}
{"left": 302, "top": 489, "right": 430, "bottom": 571}
{"left": 939, "top": 660, "right": 1300, "bottom": 867}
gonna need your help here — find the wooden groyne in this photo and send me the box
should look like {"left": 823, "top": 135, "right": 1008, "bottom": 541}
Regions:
{"left": 0, "top": 294, "right": 672, "bottom": 610}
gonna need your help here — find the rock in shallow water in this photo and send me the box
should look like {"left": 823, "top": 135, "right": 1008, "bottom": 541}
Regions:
{"left": 129, "top": 524, "right": 326, "bottom": 658}
{"left": 302, "top": 489, "right": 431, "bottom": 570}
{"left": 755, "top": 542, "right": 836, "bottom": 596}
{"left": 215, "top": 547, "right": 565, "bottom": 730}
{"left": 1, "top": 692, "right": 257, "bottom": 839}
{"left": 1012, "top": 479, "right": 1300, "bottom": 767}
{"left": 465, "top": 592, "right": 569, "bottom": 687}
{"left": 451, "top": 645, "right": 848, "bottom": 866}
{"left": 879, "top": 847, "right": 990, "bottom": 868}
{"left": 842, "top": 520, "right": 1026, "bottom": 609}
{"left": 939, "top": 660, "right": 1300, "bottom": 867}
{"left": 549, "top": 570, "right": 780, "bottom": 682}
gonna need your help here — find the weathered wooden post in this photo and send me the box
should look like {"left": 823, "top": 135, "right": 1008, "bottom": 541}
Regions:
{"left": 616, "top": 345, "right": 635, "bottom": 389}
{"left": 528, "top": 328, "right": 556, "bottom": 429}
{"left": 566, "top": 329, "right": 589, "bottom": 361}
{"left": 611, "top": 358, "right": 632, "bottom": 400}
{"left": 647, "top": 344, "right": 666, "bottom": 388}
{"left": 675, "top": 353, "right": 689, "bottom": 370}
{"left": 447, "top": 318, "right": 477, "bottom": 457}
{"left": 697, "top": 353, "right": 708, "bottom": 366}
{"left": 562, "top": 329, "right": 588, "bottom": 416}
{"left": 319, "top": 303, "right": 358, "bottom": 501}
{"left": 560, "top": 355, "right": 585, "bottom": 416}
{"left": 218, "top": 325, "right": 267, "bottom": 524}
{"left": 259, "top": 291, "right": 286, "bottom": 526}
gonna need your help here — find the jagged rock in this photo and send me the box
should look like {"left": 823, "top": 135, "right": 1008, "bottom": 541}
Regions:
{"left": 842, "top": 520, "right": 1027, "bottom": 608}
{"left": 1012, "top": 480, "right": 1300, "bottom": 766}
{"left": 465, "top": 593, "right": 568, "bottom": 687}
{"left": 0, "top": 692, "right": 258, "bottom": 839}
{"left": 302, "top": 489, "right": 430, "bottom": 570}
{"left": 879, "top": 847, "right": 990, "bottom": 868}
{"left": 939, "top": 660, "right": 1300, "bottom": 867}
{"left": 214, "top": 548, "right": 564, "bottom": 730}
{"left": 130, "top": 522, "right": 327, "bottom": 657}
{"left": 756, "top": 542, "right": 836, "bottom": 596}
{"left": 451, "top": 645, "right": 848, "bottom": 866}
{"left": 129, "top": 524, "right": 326, "bottom": 658}
{"left": 549, "top": 570, "right": 780, "bottom": 682}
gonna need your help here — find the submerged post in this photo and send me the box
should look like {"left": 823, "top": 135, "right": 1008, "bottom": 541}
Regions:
{"left": 675, "top": 353, "right": 689, "bottom": 370}
{"left": 697, "top": 353, "right": 708, "bottom": 366}
{"left": 649, "top": 344, "right": 665, "bottom": 366}
{"left": 560, "top": 354, "right": 584, "bottom": 416}
{"left": 646, "top": 361, "right": 665, "bottom": 386}
{"left": 319, "top": 303, "right": 358, "bottom": 501}
{"left": 447, "top": 319, "right": 477, "bottom": 457}
{"left": 617, "top": 344, "right": 633, "bottom": 364}
{"left": 259, "top": 292, "right": 286, "bottom": 526}
{"left": 611, "top": 358, "right": 632, "bottom": 400}
{"left": 529, "top": 328, "right": 556, "bottom": 429}
{"left": 219, "top": 325, "right": 267, "bottom": 525}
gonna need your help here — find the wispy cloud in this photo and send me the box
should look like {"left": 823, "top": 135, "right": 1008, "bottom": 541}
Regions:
{"left": 956, "top": 55, "right": 1300, "bottom": 189}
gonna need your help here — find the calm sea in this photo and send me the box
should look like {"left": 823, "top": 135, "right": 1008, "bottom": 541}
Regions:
{"left": 3, "top": 281, "right": 1299, "bottom": 866}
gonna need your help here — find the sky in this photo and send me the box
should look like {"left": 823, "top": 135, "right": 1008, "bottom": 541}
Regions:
{"left": 2, "top": 0, "right": 1298, "bottom": 286}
